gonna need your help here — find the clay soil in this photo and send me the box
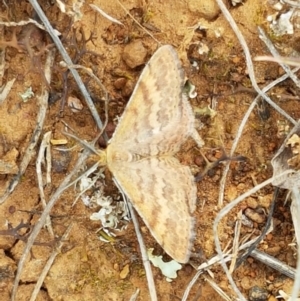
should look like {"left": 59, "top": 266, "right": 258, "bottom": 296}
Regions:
{"left": 0, "top": 1, "right": 299, "bottom": 300}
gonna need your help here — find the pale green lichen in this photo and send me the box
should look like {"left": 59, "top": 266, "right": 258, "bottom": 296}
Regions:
{"left": 19, "top": 87, "right": 34, "bottom": 102}
{"left": 147, "top": 248, "right": 182, "bottom": 282}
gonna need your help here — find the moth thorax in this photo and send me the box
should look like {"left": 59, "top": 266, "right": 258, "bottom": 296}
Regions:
{"left": 111, "top": 149, "right": 133, "bottom": 162}
{"left": 98, "top": 151, "right": 107, "bottom": 165}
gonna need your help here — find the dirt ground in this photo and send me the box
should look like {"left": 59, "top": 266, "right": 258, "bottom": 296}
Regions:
{"left": 0, "top": 0, "right": 299, "bottom": 300}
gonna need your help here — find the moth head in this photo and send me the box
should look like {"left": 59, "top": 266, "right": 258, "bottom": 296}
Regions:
{"left": 97, "top": 150, "right": 107, "bottom": 166}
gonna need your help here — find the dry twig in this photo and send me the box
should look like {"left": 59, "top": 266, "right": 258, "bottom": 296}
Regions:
{"left": 10, "top": 149, "right": 90, "bottom": 301}
{"left": 89, "top": 4, "right": 124, "bottom": 25}
{"left": 29, "top": 223, "right": 73, "bottom": 301}
{"left": 28, "top": 0, "right": 106, "bottom": 135}
{"left": 0, "top": 48, "right": 55, "bottom": 204}
{"left": 203, "top": 275, "right": 232, "bottom": 301}
{"left": 229, "top": 211, "right": 242, "bottom": 274}
{"left": 114, "top": 177, "right": 158, "bottom": 301}
{"left": 214, "top": 171, "right": 294, "bottom": 301}
{"left": 36, "top": 131, "right": 54, "bottom": 237}
{"left": 258, "top": 27, "right": 300, "bottom": 89}
{"left": 116, "top": 0, "right": 161, "bottom": 45}
{"left": 127, "top": 201, "right": 158, "bottom": 301}
{"left": 0, "top": 19, "right": 61, "bottom": 35}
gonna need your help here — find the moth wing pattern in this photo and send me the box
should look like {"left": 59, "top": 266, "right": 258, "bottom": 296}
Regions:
{"left": 103, "top": 44, "right": 204, "bottom": 263}
{"left": 108, "top": 45, "right": 202, "bottom": 156}
{"left": 107, "top": 154, "right": 196, "bottom": 263}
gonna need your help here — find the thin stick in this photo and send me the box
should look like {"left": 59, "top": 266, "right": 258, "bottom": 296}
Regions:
{"left": 62, "top": 160, "right": 100, "bottom": 194}
{"left": 250, "top": 249, "right": 296, "bottom": 279}
{"left": 28, "top": 0, "right": 106, "bottom": 135}
{"left": 255, "top": 55, "right": 300, "bottom": 67}
{"left": 183, "top": 227, "right": 295, "bottom": 300}
{"left": 181, "top": 269, "right": 203, "bottom": 301}
{"left": 214, "top": 170, "right": 294, "bottom": 301}
{"left": 290, "top": 188, "right": 300, "bottom": 301}
{"left": 127, "top": 202, "right": 158, "bottom": 301}
{"left": 0, "top": 44, "right": 5, "bottom": 86}
{"left": 116, "top": 0, "right": 161, "bottom": 45}
{"left": 203, "top": 275, "right": 232, "bottom": 301}
{"left": 258, "top": 27, "right": 300, "bottom": 89}
{"left": 183, "top": 235, "right": 257, "bottom": 300}
{"left": 72, "top": 167, "right": 105, "bottom": 207}
{"left": 283, "top": 0, "right": 300, "bottom": 8}
{"left": 62, "top": 131, "right": 100, "bottom": 155}
{"left": 45, "top": 133, "right": 52, "bottom": 185}
{"left": 29, "top": 223, "right": 73, "bottom": 301}
{"left": 215, "top": 0, "right": 296, "bottom": 125}
{"left": 216, "top": 1, "right": 297, "bottom": 208}
{"left": 89, "top": 4, "right": 124, "bottom": 26}
{"left": 60, "top": 63, "right": 109, "bottom": 145}
{"left": 129, "top": 289, "right": 140, "bottom": 301}
{"left": 0, "top": 26, "right": 16, "bottom": 161}
{"left": 0, "top": 78, "right": 16, "bottom": 105}
{"left": 0, "top": 19, "right": 60, "bottom": 34}
{"left": 10, "top": 149, "right": 90, "bottom": 301}
{"left": 229, "top": 211, "right": 242, "bottom": 273}
{"left": 218, "top": 67, "right": 300, "bottom": 207}
{"left": 0, "top": 48, "right": 55, "bottom": 204}
{"left": 36, "top": 131, "right": 54, "bottom": 237}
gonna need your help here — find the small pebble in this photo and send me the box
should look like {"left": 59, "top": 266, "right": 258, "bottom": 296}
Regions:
{"left": 122, "top": 80, "right": 135, "bottom": 97}
{"left": 52, "top": 147, "right": 71, "bottom": 173}
{"left": 246, "top": 197, "right": 258, "bottom": 209}
{"left": 67, "top": 96, "right": 83, "bottom": 113}
{"left": 249, "top": 286, "right": 268, "bottom": 301}
{"left": 114, "top": 78, "right": 126, "bottom": 90}
{"left": 244, "top": 208, "right": 266, "bottom": 224}
{"left": 187, "top": 0, "right": 220, "bottom": 20}
{"left": 122, "top": 40, "right": 147, "bottom": 68}
{"left": 119, "top": 264, "right": 130, "bottom": 279}
{"left": 8, "top": 206, "right": 16, "bottom": 214}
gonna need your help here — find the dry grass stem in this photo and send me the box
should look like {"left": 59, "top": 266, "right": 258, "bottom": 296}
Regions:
{"left": 216, "top": 0, "right": 295, "bottom": 126}
{"left": 258, "top": 27, "right": 300, "bottom": 89}
{"left": 11, "top": 149, "right": 90, "bottom": 301}
{"left": 72, "top": 166, "right": 104, "bottom": 207}
{"left": 183, "top": 235, "right": 259, "bottom": 300}
{"left": 0, "top": 46, "right": 6, "bottom": 85}
{"left": 283, "top": 0, "right": 300, "bottom": 8}
{"left": 129, "top": 289, "right": 140, "bottom": 301}
{"left": 219, "top": 66, "right": 299, "bottom": 205}
{"left": 251, "top": 249, "right": 296, "bottom": 279}
{"left": 0, "top": 48, "right": 55, "bottom": 205}
{"left": 127, "top": 200, "right": 158, "bottom": 301}
{"left": 181, "top": 269, "right": 203, "bottom": 301}
{"left": 255, "top": 55, "right": 300, "bottom": 67}
{"left": 0, "top": 78, "right": 15, "bottom": 105}
{"left": 28, "top": 0, "right": 105, "bottom": 133}
{"left": 229, "top": 211, "right": 242, "bottom": 274}
{"left": 36, "top": 131, "right": 54, "bottom": 237}
{"left": 29, "top": 223, "right": 73, "bottom": 301}
{"left": 61, "top": 62, "right": 109, "bottom": 144}
{"left": 214, "top": 170, "right": 294, "bottom": 301}
{"left": 116, "top": 0, "right": 161, "bottom": 45}
{"left": 203, "top": 275, "right": 232, "bottom": 301}
{"left": 0, "top": 19, "right": 61, "bottom": 35}
{"left": 290, "top": 189, "right": 300, "bottom": 300}
{"left": 89, "top": 4, "right": 124, "bottom": 25}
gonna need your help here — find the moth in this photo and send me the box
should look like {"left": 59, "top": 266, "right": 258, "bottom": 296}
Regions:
{"left": 98, "top": 45, "right": 204, "bottom": 263}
